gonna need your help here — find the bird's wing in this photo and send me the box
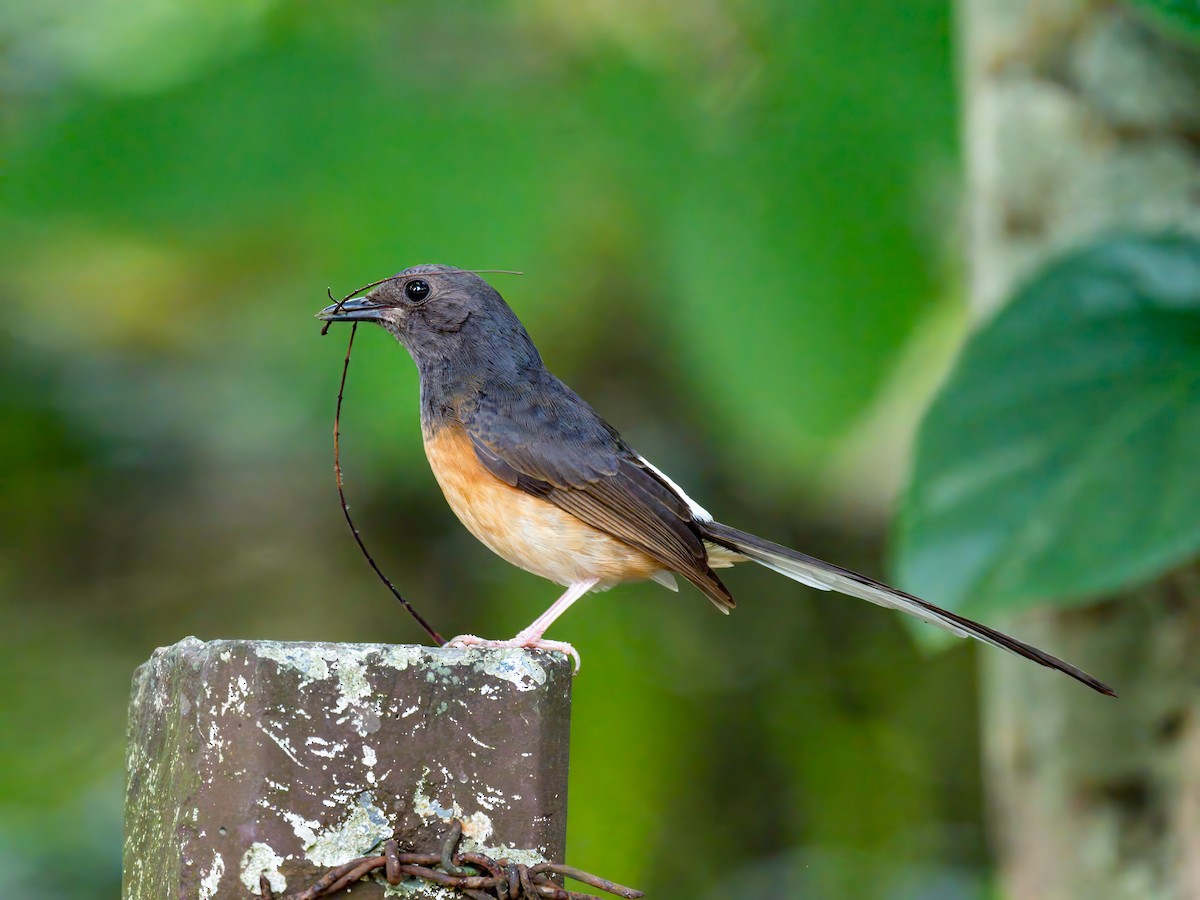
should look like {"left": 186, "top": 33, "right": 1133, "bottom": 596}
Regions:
{"left": 459, "top": 377, "right": 734, "bottom": 609}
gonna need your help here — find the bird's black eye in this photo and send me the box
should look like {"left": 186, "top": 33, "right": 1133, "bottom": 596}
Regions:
{"left": 404, "top": 279, "right": 430, "bottom": 303}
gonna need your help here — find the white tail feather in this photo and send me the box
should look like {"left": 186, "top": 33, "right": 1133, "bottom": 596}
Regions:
{"left": 738, "top": 544, "right": 972, "bottom": 638}
{"left": 651, "top": 571, "right": 679, "bottom": 591}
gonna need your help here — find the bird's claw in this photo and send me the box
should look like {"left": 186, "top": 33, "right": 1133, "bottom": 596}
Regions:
{"left": 444, "top": 634, "right": 581, "bottom": 673}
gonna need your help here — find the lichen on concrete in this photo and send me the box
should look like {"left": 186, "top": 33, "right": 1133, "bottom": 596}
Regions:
{"left": 476, "top": 650, "right": 548, "bottom": 692}
{"left": 253, "top": 642, "right": 332, "bottom": 686}
{"left": 197, "top": 851, "right": 223, "bottom": 900}
{"left": 240, "top": 842, "right": 287, "bottom": 894}
{"left": 303, "top": 791, "right": 393, "bottom": 868}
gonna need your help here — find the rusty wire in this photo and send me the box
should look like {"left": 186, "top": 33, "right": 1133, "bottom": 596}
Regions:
{"left": 256, "top": 819, "right": 643, "bottom": 900}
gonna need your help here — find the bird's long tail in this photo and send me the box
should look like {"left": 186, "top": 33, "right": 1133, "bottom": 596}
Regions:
{"left": 701, "top": 521, "right": 1116, "bottom": 697}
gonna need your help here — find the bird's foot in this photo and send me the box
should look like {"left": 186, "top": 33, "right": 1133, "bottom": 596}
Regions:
{"left": 444, "top": 634, "right": 581, "bottom": 673}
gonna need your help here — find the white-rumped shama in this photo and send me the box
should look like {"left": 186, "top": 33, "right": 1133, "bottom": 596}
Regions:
{"left": 318, "top": 264, "right": 1114, "bottom": 696}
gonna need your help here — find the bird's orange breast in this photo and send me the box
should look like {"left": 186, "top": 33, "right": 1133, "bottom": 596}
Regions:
{"left": 422, "top": 422, "right": 665, "bottom": 588}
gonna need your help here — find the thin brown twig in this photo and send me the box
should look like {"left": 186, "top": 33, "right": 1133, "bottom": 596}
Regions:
{"left": 330, "top": 318, "right": 446, "bottom": 646}
{"left": 319, "top": 277, "right": 394, "bottom": 336}
{"left": 320, "top": 269, "right": 525, "bottom": 642}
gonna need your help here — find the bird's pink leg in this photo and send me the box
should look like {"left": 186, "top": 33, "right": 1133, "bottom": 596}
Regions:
{"left": 512, "top": 579, "right": 598, "bottom": 643}
{"left": 446, "top": 578, "right": 599, "bottom": 672}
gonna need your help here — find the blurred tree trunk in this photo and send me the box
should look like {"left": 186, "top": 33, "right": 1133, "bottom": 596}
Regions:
{"left": 962, "top": 1, "right": 1200, "bottom": 897}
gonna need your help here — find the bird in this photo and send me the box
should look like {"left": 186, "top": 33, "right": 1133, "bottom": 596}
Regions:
{"left": 318, "top": 264, "right": 1115, "bottom": 697}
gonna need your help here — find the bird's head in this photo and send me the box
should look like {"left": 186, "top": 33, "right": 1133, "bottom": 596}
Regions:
{"left": 318, "top": 264, "right": 533, "bottom": 369}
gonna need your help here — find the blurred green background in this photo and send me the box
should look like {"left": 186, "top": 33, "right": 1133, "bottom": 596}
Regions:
{"left": 0, "top": 1, "right": 984, "bottom": 897}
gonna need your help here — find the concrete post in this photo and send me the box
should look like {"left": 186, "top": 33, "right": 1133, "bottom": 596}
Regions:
{"left": 122, "top": 637, "right": 572, "bottom": 899}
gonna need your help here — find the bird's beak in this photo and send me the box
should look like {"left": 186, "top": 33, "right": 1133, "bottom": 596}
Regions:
{"left": 316, "top": 296, "right": 390, "bottom": 324}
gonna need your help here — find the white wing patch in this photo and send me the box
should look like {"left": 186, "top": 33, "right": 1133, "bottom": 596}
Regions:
{"left": 635, "top": 453, "right": 713, "bottom": 523}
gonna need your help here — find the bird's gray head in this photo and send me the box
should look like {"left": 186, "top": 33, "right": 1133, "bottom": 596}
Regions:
{"left": 317, "top": 264, "right": 540, "bottom": 372}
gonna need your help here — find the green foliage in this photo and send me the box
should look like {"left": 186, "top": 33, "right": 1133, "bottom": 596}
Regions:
{"left": 666, "top": 1, "right": 955, "bottom": 460}
{"left": 1, "top": 1, "right": 954, "bottom": 478}
{"left": 1127, "top": 0, "right": 1200, "bottom": 41}
{"left": 896, "top": 234, "right": 1200, "bottom": 618}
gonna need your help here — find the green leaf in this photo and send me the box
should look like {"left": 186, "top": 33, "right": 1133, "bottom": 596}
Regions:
{"left": 1127, "top": 0, "right": 1200, "bottom": 40}
{"left": 895, "top": 234, "right": 1200, "bottom": 617}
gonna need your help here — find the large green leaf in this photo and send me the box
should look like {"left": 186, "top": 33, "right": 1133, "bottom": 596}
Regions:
{"left": 1127, "top": 0, "right": 1200, "bottom": 40}
{"left": 895, "top": 234, "right": 1200, "bottom": 617}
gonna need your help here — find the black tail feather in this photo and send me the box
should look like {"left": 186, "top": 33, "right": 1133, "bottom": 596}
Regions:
{"left": 703, "top": 521, "right": 1116, "bottom": 698}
